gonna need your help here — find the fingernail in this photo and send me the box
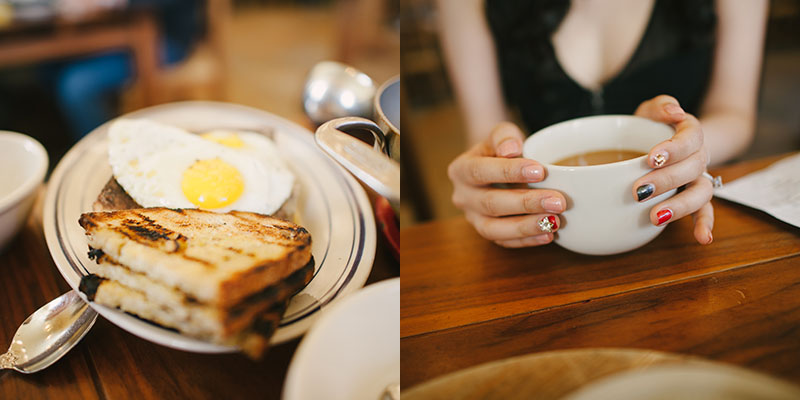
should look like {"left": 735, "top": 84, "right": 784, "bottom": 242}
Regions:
{"left": 535, "top": 233, "right": 553, "bottom": 245}
{"left": 707, "top": 231, "right": 713, "bottom": 244}
{"left": 522, "top": 165, "right": 543, "bottom": 181}
{"left": 538, "top": 215, "right": 558, "bottom": 232}
{"left": 636, "top": 183, "right": 655, "bottom": 202}
{"left": 652, "top": 152, "right": 668, "bottom": 168}
{"left": 656, "top": 208, "right": 673, "bottom": 225}
{"left": 541, "top": 197, "right": 563, "bottom": 213}
{"left": 497, "top": 139, "right": 520, "bottom": 157}
{"left": 664, "top": 104, "right": 684, "bottom": 116}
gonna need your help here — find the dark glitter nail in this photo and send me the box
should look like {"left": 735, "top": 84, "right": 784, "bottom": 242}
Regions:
{"left": 636, "top": 184, "right": 655, "bottom": 202}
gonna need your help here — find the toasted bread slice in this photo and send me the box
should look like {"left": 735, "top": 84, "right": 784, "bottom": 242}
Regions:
{"left": 79, "top": 255, "right": 314, "bottom": 341}
{"left": 81, "top": 271, "right": 289, "bottom": 357}
{"left": 79, "top": 208, "right": 312, "bottom": 307}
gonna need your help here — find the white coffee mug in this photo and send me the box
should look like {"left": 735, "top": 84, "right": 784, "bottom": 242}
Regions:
{"left": 523, "top": 115, "right": 676, "bottom": 255}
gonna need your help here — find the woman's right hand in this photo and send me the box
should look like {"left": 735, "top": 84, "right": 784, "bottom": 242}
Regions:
{"left": 447, "top": 122, "right": 567, "bottom": 248}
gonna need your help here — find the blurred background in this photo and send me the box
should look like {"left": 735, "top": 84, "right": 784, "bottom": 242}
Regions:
{"left": 0, "top": 0, "right": 399, "bottom": 170}
{"left": 400, "top": 0, "right": 800, "bottom": 227}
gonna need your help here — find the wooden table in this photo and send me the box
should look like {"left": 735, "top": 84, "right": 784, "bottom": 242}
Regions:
{"left": 0, "top": 189, "right": 398, "bottom": 398}
{"left": 0, "top": 9, "right": 160, "bottom": 105}
{"left": 402, "top": 153, "right": 800, "bottom": 389}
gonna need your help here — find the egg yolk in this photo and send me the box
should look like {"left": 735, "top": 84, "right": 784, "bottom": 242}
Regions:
{"left": 181, "top": 159, "right": 244, "bottom": 209}
{"left": 201, "top": 132, "right": 244, "bottom": 148}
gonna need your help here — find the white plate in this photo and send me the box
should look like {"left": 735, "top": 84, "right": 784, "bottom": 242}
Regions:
{"left": 565, "top": 364, "right": 800, "bottom": 400}
{"left": 42, "top": 101, "right": 376, "bottom": 353}
{"left": 283, "top": 278, "right": 400, "bottom": 400}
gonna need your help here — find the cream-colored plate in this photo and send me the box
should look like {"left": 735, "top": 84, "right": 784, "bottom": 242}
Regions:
{"left": 284, "top": 278, "right": 400, "bottom": 400}
{"left": 404, "top": 348, "right": 800, "bottom": 400}
{"left": 43, "top": 101, "right": 376, "bottom": 353}
{"left": 565, "top": 363, "right": 800, "bottom": 400}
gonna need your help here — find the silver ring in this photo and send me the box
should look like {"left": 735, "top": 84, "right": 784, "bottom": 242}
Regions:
{"left": 703, "top": 172, "right": 723, "bottom": 188}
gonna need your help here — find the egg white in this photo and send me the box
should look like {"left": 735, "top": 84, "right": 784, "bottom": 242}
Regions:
{"left": 107, "top": 119, "right": 295, "bottom": 215}
{"left": 201, "top": 129, "right": 289, "bottom": 170}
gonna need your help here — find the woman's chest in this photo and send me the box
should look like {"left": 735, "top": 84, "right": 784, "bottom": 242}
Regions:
{"left": 550, "top": 0, "right": 656, "bottom": 90}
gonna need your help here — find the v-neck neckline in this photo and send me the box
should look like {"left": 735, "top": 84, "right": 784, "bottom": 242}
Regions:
{"left": 548, "top": 0, "right": 659, "bottom": 94}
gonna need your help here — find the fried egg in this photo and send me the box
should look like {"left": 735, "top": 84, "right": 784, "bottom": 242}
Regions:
{"left": 107, "top": 119, "right": 295, "bottom": 215}
{"left": 200, "top": 129, "right": 288, "bottom": 169}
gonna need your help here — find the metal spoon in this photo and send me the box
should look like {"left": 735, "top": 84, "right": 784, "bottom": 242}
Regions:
{"left": 302, "top": 61, "right": 376, "bottom": 126}
{"left": 303, "top": 61, "right": 400, "bottom": 204}
{"left": 1, "top": 291, "right": 97, "bottom": 373}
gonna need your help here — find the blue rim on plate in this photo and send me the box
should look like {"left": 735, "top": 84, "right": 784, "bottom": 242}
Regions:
{"left": 42, "top": 101, "right": 376, "bottom": 353}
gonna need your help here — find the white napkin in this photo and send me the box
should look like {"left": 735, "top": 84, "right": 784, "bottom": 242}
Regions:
{"left": 713, "top": 153, "right": 800, "bottom": 228}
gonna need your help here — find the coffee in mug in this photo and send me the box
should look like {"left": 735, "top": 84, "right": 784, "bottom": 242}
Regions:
{"left": 553, "top": 149, "right": 647, "bottom": 166}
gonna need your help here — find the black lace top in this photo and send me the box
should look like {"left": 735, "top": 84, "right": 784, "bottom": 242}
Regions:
{"left": 485, "top": 0, "right": 716, "bottom": 134}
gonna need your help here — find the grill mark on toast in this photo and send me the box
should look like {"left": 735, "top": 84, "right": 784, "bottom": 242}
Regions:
{"left": 127, "top": 224, "right": 172, "bottom": 241}
{"left": 108, "top": 223, "right": 209, "bottom": 265}
{"left": 225, "top": 256, "right": 314, "bottom": 320}
{"left": 116, "top": 227, "right": 134, "bottom": 240}
{"left": 231, "top": 222, "right": 311, "bottom": 246}
{"left": 250, "top": 302, "right": 285, "bottom": 337}
{"left": 180, "top": 254, "right": 213, "bottom": 267}
{"left": 79, "top": 214, "right": 97, "bottom": 229}
{"left": 87, "top": 247, "right": 104, "bottom": 261}
{"left": 272, "top": 225, "right": 309, "bottom": 235}
{"left": 137, "top": 213, "right": 156, "bottom": 224}
{"left": 223, "top": 246, "right": 262, "bottom": 259}
{"left": 128, "top": 212, "right": 176, "bottom": 240}
{"left": 79, "top": 274, "right": 104, "bottom": 301}
{"left": 110, "top": 212, "right": 192, "bottom": 254}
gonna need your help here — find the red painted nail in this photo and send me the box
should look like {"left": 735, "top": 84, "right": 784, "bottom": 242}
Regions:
{"left": 656, "top": 209, "right": 673, "bottom": 225}
{"left": 548, "top": 215, "right": 558, "bottom": 230}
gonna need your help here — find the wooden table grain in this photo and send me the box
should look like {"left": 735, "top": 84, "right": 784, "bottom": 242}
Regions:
{"left": 401, "top": 153, "right": 800, "bottom": 389}
{"left": 0, "top": 189, "right": 398, "bottom": 399}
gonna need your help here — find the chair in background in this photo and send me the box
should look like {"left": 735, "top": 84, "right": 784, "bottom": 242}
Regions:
{"left": 122, "top": 0, "right": 231, "bottom": 110}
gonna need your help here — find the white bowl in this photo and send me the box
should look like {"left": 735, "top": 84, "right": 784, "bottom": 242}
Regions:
{"left": 283, "top": 278, "right": 400, "bottom": 400}
{"left": 0, "top": 131, "right": 48, "bottom": 251}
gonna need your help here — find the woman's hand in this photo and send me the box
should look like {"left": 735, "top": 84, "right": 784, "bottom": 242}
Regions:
{"left": 633, "top": 95, "right": 715, "bottom": 245}
{"left": 448, "top": 122, "right": 567, "bottom": 248}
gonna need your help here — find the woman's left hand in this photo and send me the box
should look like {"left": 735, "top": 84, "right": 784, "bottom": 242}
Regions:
{"left": 633, "top": 95, "right": 715, "bottom": 245}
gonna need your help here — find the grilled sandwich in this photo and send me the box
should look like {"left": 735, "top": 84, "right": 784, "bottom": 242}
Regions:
{"left": 78, "top": 208, "right": 313, "bottom": 357}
